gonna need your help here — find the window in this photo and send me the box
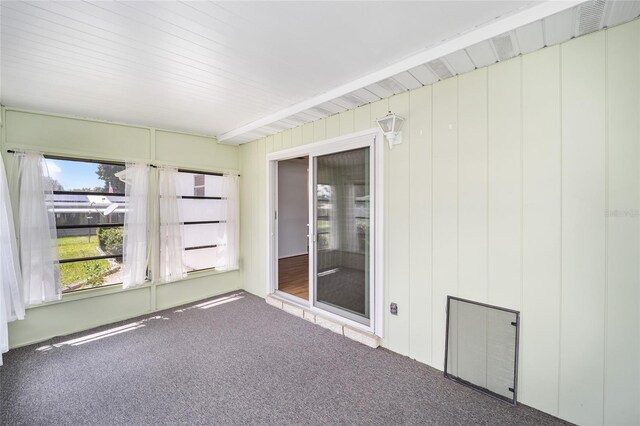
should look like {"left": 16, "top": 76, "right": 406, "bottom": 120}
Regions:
{"left": 174, "top": 170, "right": 228, "bottom": 272}
{"left": 46, "top": 157, "right": 127, "bottom": 292}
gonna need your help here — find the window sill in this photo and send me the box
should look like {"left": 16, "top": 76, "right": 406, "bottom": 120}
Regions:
{"left": 25, "top": 281, "right": 144, "bottom": 310}
{"left": 25, "top": 267, "right": 240, "bottom": 310}
{"left": 154, "top": 267, "right": 240, "bottom": 286}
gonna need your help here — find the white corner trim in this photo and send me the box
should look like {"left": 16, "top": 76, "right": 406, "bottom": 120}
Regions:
{"left": 218, "top": 0, "right": 587, "bottom": 143}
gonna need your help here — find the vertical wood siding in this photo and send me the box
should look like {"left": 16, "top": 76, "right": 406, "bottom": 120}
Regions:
{"left": 239, "top": 21, "right": 640, "bottom": 426}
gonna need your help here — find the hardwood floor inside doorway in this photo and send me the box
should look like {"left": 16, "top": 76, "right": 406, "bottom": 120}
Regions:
{"left": 278, "top": 254, "right": 308, "bottom": 300}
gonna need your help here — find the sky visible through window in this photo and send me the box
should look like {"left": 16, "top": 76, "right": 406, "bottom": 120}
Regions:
{"left": 45, "top": 159, "right": 105, "bottom": 191}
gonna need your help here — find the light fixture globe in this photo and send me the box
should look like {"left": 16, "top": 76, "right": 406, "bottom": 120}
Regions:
{"left": 376, "top": 111, "right": 405, "bottom": 149}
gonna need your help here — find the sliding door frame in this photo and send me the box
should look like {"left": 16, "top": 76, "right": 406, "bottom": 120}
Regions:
{"left": 266, "top": 128, "right": 384, "bottom": 337}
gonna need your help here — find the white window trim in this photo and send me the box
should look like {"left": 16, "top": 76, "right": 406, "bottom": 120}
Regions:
{"left": 266, "top": 127, "right": 384, "bottom": 337}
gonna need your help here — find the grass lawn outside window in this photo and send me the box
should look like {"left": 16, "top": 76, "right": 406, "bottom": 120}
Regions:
{"left": 58, "top": 235, "right": 122, "bottom": 292}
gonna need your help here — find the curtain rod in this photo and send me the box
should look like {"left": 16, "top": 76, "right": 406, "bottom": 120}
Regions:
{"left": 6, "top": 150, "right": 240, "bottom": 176}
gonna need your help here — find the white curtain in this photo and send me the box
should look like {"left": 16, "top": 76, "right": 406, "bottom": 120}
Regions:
{"left": 14, "top": 152, "right": 61, "bottom": 306}
{"left": 219, "top": 174, "right": 239, "bottom": 271}
{"left": 159, "top": 167, "right": 186, "bottom": 282}
{"left": 0, "top": 156, "right": 24, "bottom": 366}
{"left": 117, "top": 163, "right": 149, "bottom": 289}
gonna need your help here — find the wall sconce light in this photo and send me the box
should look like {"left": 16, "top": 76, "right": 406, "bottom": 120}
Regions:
{"left": 376, "top": 111, "right": 405, "bottom": 150}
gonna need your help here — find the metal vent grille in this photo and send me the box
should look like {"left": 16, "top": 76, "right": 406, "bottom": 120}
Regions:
{"left": 444, "top": 296, "right": 520, "bottom": 405}
{"left": 576, "top": 0, "right": 606, "bottom": 36}
{"left": 427, "top": 58, "right": 453, "bottom": 80}
{"left": 376, "top": 77, "right": 406, "bottom": 95}
{"left": 491, "top": 33, "right": 518, "bottom": 61}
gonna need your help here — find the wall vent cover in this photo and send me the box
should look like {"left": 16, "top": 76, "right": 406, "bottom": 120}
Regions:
{"left": 491, "top": 33, "right": 518, "bottom": 61}
{"left": 376, "top": 77, "right": 406, "bottom": 95}
{"left": 427, "top": 58, "right": 454, "bottom": 80}
{"left": 576, "top": 0, "right": 606, "bottom": 36}
{"left": 444, "top": 296, "right": 520, "bottom": 405}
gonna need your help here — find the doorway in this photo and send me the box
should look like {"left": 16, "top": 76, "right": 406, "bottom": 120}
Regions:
{"left": 268, "top": 129, "right": 383, "bottom": 334}
{"left": 277, "top": 157, "right": 309, "bottom": 300}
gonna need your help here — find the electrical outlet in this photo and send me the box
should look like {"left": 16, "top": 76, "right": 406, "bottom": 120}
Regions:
{"left": 390, "top": 303, "right": 398, "bottom": 315}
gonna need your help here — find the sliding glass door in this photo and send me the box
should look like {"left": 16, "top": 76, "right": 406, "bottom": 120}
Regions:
{"left": 313, "top": 147, "right": 371, "bottom": 325}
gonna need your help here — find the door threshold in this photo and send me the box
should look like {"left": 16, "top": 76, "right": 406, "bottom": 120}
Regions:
{"left": 266, "top": 294, "right": 380, "bottom": 349}
{"left": 274, "top": 289, "right": 308, "bottom": 305}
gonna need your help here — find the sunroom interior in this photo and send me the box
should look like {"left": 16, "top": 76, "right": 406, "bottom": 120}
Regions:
{"left": 1, "top": 1, "right": 639, "bottom": 425}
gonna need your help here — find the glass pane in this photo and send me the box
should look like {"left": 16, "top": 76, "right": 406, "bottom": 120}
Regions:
{"left": 203, "top": 175, "right": 224, "bottom": 197}
{"left": 57, "top": 230, "right": 123, "bottom": 261}
{"left": 50, "top": 193, "right": 125, "bottom": 227}
{"left": 183, "top": 223, "right": 224, "bottom": 248}
{"left": 175, "top": 172, "right": 224, "bottom": 197}
{"left": 184, "top": 247, "right": 221, "bottom": 272}
{"left": 45, "top": 158, "right": 125, "bottom": 193}
{"left": 180, "top": 199, "right": 226, "bottom": 222}
{"left": 60, "top": 258, "right": 122, "bottom": 293}
{"left": 315, "top": 147, "right": 370, "bottom": 322}
{"left": 377, "top": 115, "right": 394, "bottom": 133}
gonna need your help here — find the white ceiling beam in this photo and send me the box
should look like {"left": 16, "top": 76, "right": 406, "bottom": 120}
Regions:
{"left": 218, "top": 0, "right": 588, "bottom": 143}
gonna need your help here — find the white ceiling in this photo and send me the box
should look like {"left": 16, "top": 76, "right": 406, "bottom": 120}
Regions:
{"left": 1, "top": 1, "right": 638, "bottom": 144}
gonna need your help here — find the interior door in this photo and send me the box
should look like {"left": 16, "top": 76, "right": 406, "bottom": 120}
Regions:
{"left": 313, "top": 146, "right": 371, "bottom": 325}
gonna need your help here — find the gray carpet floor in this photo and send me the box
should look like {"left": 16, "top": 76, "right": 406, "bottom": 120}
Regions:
{"left": 1, "top": 291, "right": 570, "bottom": 426}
